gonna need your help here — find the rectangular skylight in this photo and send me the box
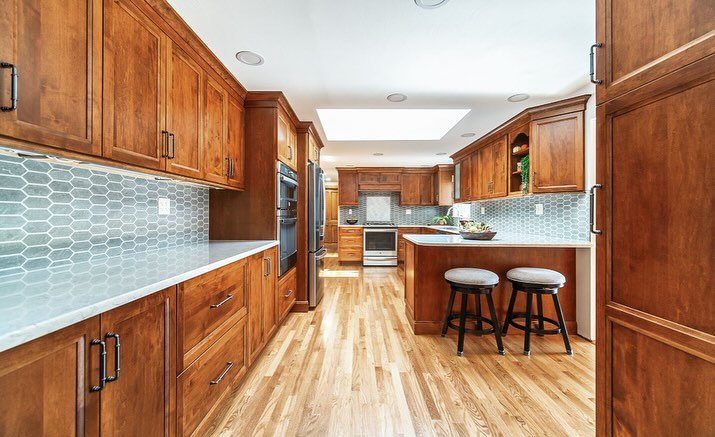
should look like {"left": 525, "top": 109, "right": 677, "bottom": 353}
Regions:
{"left": 317, "top": 109, "right": 470, "bottom": 141}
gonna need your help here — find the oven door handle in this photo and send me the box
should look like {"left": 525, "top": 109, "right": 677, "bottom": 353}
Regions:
{"left": 279, "top": 175, "right": 298, "bottom": 188}
{"left": 279, "top": 217, "right": 297, "bottom": 224}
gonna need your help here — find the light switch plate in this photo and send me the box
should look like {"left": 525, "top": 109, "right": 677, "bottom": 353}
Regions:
{"left": 535, "top": 204, "right": 544, "bottom": 215}
{"left": 406, "top": 209, "right": 412, "bottom": 215}
{"left": 158, "top": 198, "right": 170, "bottom": 215}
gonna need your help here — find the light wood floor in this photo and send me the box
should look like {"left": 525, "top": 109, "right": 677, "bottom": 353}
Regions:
{"left": 206, "top": 248, "right": 595, "bottom": 436}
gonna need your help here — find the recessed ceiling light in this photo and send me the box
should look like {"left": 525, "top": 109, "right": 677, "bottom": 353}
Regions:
{"left": 317, "top": 108, "right": 470, "bottom": 141}
{"left": 386, "top": 93, "right": 407, "bottom": 103}
{"left": 414, "top": 0, "right": 450, "bottom": 9}
{"left": 235, "top": 51, "right": 264, "bottom": 66}
{"left": 460, "top": 133, "right": 475, "bottom": 138}
{"left": 436, "top": 152, "right": 448, "bottom": 156}
{"left": 373, "top": 152, "right": 384, "bottom": 156}
{"left": 507, "top": 93, "right": 530, "bottom": 102}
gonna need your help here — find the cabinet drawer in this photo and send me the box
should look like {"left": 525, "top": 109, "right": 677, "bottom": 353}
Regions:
{"left": 339, "top": 227, "right": 363, "bottom": 235}
{"left": 339, "top": 249, "right": 363, "bottom": 261}
{"left": 278, "top": 268, "right": 297, "bottom": 322}
{"left": 339, "top": 235, "right": 363, "bottom": 247}
{"left": 179, "top": 259, "right": 247, "bottom": 369}
{"left": 178, "top": 316, "right": 247, "bottom": 437}
{"left": 398, "top": 227, "right": 422, "bottom": 236}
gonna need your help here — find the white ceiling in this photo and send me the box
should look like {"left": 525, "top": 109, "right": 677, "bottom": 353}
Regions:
{"left": 168, "top": 0, "right": 595, "bottom": 179}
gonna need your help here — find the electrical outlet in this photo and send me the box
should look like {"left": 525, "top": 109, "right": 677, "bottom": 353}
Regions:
{"left": 406, "top": 209, "right": 412, "bottom": 215}
{"left": 480, "top": 207, "right": 485, "bottom": 215}
{"left": 535, "top": 204, "right": 544, "bottom": 215}
{"left": 348, "top": 209, "right": 353, "bottom": 214}
{"left": 158, "top": 198, "right": 170, "bottom": 215}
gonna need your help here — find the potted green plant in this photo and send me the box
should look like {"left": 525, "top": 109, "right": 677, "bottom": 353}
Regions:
{"left": 520, "top": 155, "right": 530, "bottom": 194}
{"left": 431, "top": 215, "right": 453, "bottom": 225}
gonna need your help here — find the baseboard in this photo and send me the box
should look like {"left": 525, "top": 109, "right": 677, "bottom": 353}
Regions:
{"left": 292, "top": 301, "right": 309, "bottom": 312}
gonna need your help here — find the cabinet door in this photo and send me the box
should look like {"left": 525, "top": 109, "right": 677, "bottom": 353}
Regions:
{"left": 247, "top": 252, "right": 264, "bottom": 365}
{"left": 491, "top": 139, "right": 508, "bottom": 198}
{"left": 475, "top": 148, "right": 490, "bottom": 199}
{"left": 380, "top": 172, "right": 401, "bottom": 185}
{"left": 100, "top": 287, "right": 175, "bottom": 437}
{"left": 103, "top": 0, "right": 165, "bottom": 169}
{"left": 419, "top": 173, "right": 434, "bottom": 205}
{"left": 531, "top": 112, "right": 584, "bottom": 193}
{"left": 277, "top": 112, "right": 296, "bottom": 170}
{"left": 460, "top": 156, "right": 472, "bottom": 200}
{"left": 165, "top": 42, "right": 202, "bottom": 179}
{"left": 358, "top": 172, "right": 380, "bottom": 184}
{"left": 338, "top": 171, "right": 359, "bottom": 205}
{"left": 595, "top": 0, "right": 715, "bottom": 104}
{"left": 226, "top": 96, "right": 245, "bottom": 189}
{"left": 0, "top": 0, "right": 102, "bottom": 155}
{"left": 0, "top": 317, "right": 100, "bottom": 437}
{"left": 308, "top": 135, "right": 320, "bottom": 163}
{"left": 262, "top": 248, "right": 278, "bottom": 341}
{"left": 454, "top": 162, "right": 461, "bottom": 201}
{"left": 202, "top": 77, "right": 227, "bottom": 184}
{"left": 400, "top": 173, "right": 420, "bottom": 205}
{"left": 278, "top": 266, "right": 297, "bottom": 323}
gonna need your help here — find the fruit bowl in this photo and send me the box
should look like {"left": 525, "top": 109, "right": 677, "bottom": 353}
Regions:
{"left": 346, "top": 219, "right": 358, "bottom": 225}
{"left": 459, "top": 230, "right": 497, "bottom": 240}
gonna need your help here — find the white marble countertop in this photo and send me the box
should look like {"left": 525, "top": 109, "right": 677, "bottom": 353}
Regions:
{"left": 338, "top": 224, "right": 460, "bottom": 233}
{"left": 0, "top": 240, "right": 278, "bottom": 353}
{"left": 403, "top": 232, "right": 592, "bottom": 248}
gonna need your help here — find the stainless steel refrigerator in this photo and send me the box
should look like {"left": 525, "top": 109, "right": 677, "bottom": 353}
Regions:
{"left": 308, "top": 162, "right": 327, "bottom": 308}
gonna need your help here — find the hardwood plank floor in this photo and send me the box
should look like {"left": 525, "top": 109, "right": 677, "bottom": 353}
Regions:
{"left": 206, "top": 248, "right": 595, "bottom": 436}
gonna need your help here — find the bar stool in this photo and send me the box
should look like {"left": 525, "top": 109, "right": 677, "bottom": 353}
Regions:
{"left": 502, "top": 267, "right": 572, "bottom": 356}
{"left": 441, "top": 268, "right": 504, "bottom": 356}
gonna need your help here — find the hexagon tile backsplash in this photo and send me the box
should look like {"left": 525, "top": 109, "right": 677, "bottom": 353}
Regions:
{"left": 0, "top": 154, "right": 209, "bottom": 276}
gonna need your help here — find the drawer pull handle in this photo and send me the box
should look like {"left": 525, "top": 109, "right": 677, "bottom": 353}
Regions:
{"left": 105, "top": 332, "right": 121, "bottom": 382}
{"left": 284, "top": 289, "right": 294, "bottom": 298}
{"left": 1, "top": 62, "right": 18, "bottom": 112}
{"left": 210, "top": 294, "right": 233, "bottom": 308}
{"left": 90, "top": 339, "right": 107, "bottom": 392}
{"left": 210, "top": 362, "right": 234, "bottom": 385}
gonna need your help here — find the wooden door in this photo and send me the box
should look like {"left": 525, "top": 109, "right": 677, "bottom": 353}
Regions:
{"left": 491, "top": 138, "right": 508, "bottom": 198}
{"left": 475, "top": 147, "right": 490, "bottom": 199}
{"left": 100, "top": 287, "right": 175, "bottom": 437}
{"left": 103, "top": 0, "right": 166, "bottom": 169}
{"left": 226, "top": 96, "right": 245, "bottom": 189}
{"left": 531, "top": 112, "right": 584, "bottom": 193}
{"left": 247, "top": 252, "right": 264, "bottom": 364}
{"left": 400, "top": 173, "right": 420, "bottom": 205}
{"left": 308, "top": 134, "right": 320, "bottom": 164}
{"left": 460, "top": 156, "right": 472, "bottom": 201}
{"left": 0, "top": 0, "right": 102, "bottom": 155}
{"left": 262, "top": 248, "right": 278, "bottom": 340}
{"left": 0, "top": 317, "right": 100, "bottom": 437}
{"left": 277, "top": 112, "right": 297, "bottom": 170}
{"left": 338, "top": 170, "right": 359, "bottom": 205}
{"left": 165, "top": 41, "right": 202, "bottom": 179}
{"left": 202, "top": 77, "right": 227, "bottom": 184}
{"left": 595, "top": 0, "right": 715, "bottom": 104}
{"left": 419, "top": 173, "right": 433, "bottom": 205}
{"left": 325, "top": 188, "right": 339, "bottom": 244}
{"left": 595, "top": 5, "right": 715, "bottom": 434}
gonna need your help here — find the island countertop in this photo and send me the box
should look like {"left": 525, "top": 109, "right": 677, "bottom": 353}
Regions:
{"left": 0, "top": 240, "right": 278, "bottom": 353}
{"left": 403, "top": 232, "right": 592, "bottom": 248}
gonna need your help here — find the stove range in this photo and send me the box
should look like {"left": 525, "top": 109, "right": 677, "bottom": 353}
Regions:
{"left": 364, "top": 221, "right": 396, "bottom": 228}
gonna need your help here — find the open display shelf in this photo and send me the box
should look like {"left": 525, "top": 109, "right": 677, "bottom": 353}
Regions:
{"left": 508, "top": 126, "right": 530, "bottom": 195}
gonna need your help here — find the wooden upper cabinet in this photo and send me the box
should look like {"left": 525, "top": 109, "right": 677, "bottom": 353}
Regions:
{"left": 475, "top": 147, "right": 489, "bottom": 199}
{"left": 225, "top": 96, "right": 245, "bottom": 189}
{"left": 531, "top": 112, "right": 584, "bottom": 193}
{"left": 479, "top": 137, "right": 508, "bottom": 199}
{"left": 359, "top": 172, "right": 381, "bottom": 184}
{"left": 99, "top": 288, "right": 175, "bottom": 437}
{"left": 400, "top": 173, "right": 420, "bottom": 205}
{"left": 202, "top": 77, "right": 228, "bottom": 184}
{"left": 165, "top": 41, "right": 203, "bottom": 179}
{"left": 103, "top": 0, "right": 165, "bottom": 169}
{"left": 595, "top": 0, "right": 715, "bottom": 104}
{"left": 338, "top": 170, "right": 359, "bottom": 205}
{"left": 0, "top": 0, "right": 102, "bottom": 156}
{"left": 419, "top": 173, "right": 434, "bottom": 205}
{"left": 0, "top": 317, "right": 100, "bottom": 437}
{"left": 277, "top": 111, "right": 297, "bottom": 170}
{"left": 380, "top": 172, "right": 401, "bottom": 185}
{"left": 308, "top": 134, "right": 321, "bottom": 164}
{"left": 434, "top": 165, "right": 454, "bottom": 206}
{"left": 460, "top": 156, "right": 472, "bottom": 201}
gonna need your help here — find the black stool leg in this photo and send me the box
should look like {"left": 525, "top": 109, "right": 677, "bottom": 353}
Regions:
{"left": 502, "top": 286, "right": 517, "bottom": 334}
{"left": 536, "top": 294, "right": 544, "bottom": 336}
{"left": 441, "top": 288, "right": 457, "bottom": 337}
{"left": 485, "top": 291, "right": 505, "bottom": 355}
{"left": 475, "top": 293, "right": 483, "bottom": 334}
{"left": 552, "top": 293, "right": 573, "bottom": 355}
{"left": 457, "top": 292, "right": 468, "bottom": 356}
{"left": 523, "top": 291, "right": 532, "bottom": 356}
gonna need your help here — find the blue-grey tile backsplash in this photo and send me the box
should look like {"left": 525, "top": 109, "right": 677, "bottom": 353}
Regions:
{"left": 468, "top": 193, "right": 590, "bottom": 241}
{"left": 338, "top": 192, "right": 450, "bottom": 225}
{"left": 0, "top": 154, "right": 208, "bottom": 276}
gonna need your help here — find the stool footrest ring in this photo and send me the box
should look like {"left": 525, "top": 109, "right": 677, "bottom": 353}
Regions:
{"left": 445, "top": 314, "right": 498, "bottom": 336}
{"left": 506, "top": 313, "right": 562, "bottom": 336}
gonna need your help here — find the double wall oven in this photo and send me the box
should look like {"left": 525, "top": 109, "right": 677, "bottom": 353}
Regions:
{"left": 363, "top": 222, "right": 398, "bottom": 266}
{"left": 277, "top": 162, "right": 298, "bottom": 276}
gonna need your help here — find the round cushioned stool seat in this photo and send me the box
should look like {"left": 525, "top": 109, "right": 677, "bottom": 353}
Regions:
{"left": 444, "top": 268, "right": 499, "bottom": 286}
{"left": 507, "top": 267, "right": 565, "bottom": 285}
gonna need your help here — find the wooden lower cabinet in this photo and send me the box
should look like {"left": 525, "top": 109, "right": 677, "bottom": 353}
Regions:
{"left": 338, "top": 226, "right": 363, "bottom": 262}
{"left": 0, "top": 317, "right": 100, "bottom": 437}
{"left": 397, "top": 227, "right": 422, "bottom": 262}
{"left": 177, "top": 316, "right": 247, "bottom": 437}
{"left": 278, "top": 267, "right": 297, "bottom": 323}
{"left": 247, "top": 247, "right": 279, "bottom": 365}
{"left": 100, "top": 287, "right": 176, "bottom": 437}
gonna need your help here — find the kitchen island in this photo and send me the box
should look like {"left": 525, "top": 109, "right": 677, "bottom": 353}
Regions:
{"left": 403, "top": 233, "right": 592, "bottom": 336}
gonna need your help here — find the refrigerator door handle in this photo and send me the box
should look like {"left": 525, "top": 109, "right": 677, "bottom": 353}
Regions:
{"left": 315, "top": 247, "right": 328, "bottom": 259}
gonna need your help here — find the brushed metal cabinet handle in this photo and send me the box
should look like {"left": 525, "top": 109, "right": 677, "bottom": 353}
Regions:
{"left": 210, "top": 362, "right": 234, "bottom": 385}
{"left": 210, "top": 294, "right": 234, "bottom": 308}
{"left": 590, "top": 184, "right": 603, "bottom": 235}
{"left": 284, "top": 289, "right": 294, "bottom": 298}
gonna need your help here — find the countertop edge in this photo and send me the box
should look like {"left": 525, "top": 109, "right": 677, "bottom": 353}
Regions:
{"left": 0, "top": 240, "right": 278, "bottom": 353}
{"left": 402, "top": 235, "right": 592, "bottom": 248}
